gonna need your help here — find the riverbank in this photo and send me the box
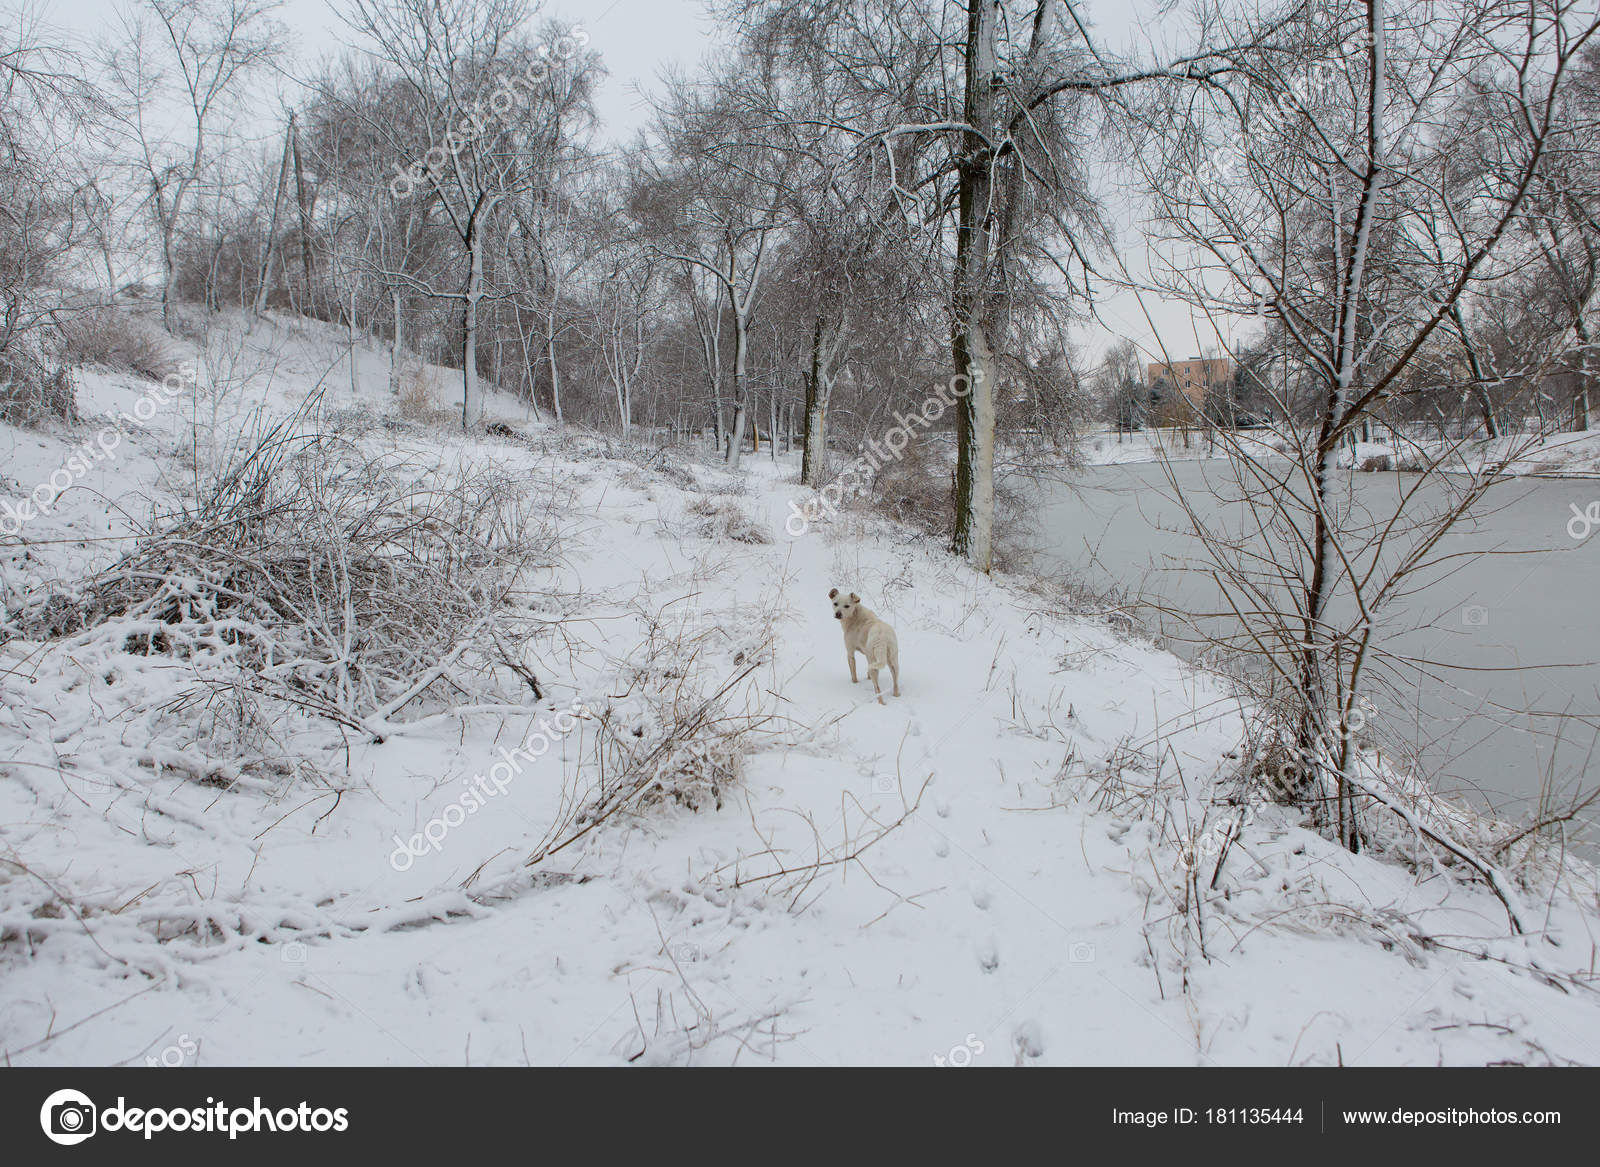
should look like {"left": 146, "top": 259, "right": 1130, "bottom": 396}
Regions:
{"left": 1079, "top": 426, "right": 1600, "bottom": 478}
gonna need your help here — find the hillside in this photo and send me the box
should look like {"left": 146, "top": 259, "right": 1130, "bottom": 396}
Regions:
{"left": 3, "top": 313, "right": 1598, "bottom": 1066}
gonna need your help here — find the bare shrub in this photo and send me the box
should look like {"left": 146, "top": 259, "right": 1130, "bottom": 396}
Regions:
{"left": 1227, "top": 693, "right": 1575, "bottom": 935}
{"left": 685, "top": 493, "right": 772, "bottom": 544}
{"left": 1016, "top": 567, "right": 1134, "bottom": 625}
{"left": 10, "top": 415, "right": 568, "bottom": 741}
{"left": 869, "top": 437, "right": 952, "bottom": 537}
{"left": 0, "top": 345, "right": 74, "bottom": 426}
{"left": 1394, "top": 452, "right": 1429, "bottom": 473}
{"left": 654, "top": 459, "right": 700, "bottom": 493}
{"left": 58, "top": 306, "right": 178, "bottom": 382}
{"left": 609, "top": 441, "right": 703, "bottom": 492}
{"left": 396, "top": 362, "right": 438, "bottom": 421}
{"left": 390, "top": 363, "right": 464, "bottom": 429}
{"left": 527, "top": 602, "right": 785, "bottom": 866}
{"left": 865, "top": 438, "right": 1030, "bottom": 567}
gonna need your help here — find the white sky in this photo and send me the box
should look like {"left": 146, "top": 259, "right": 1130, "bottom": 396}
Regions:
{"left": 37, "top": 0, "right": 1238, "bottom": 367}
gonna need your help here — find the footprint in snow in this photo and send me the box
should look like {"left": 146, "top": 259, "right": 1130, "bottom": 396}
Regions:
{"left": 970, "top": 886, "right": 993, "bottom": 911}
{"left": 977, "top": 941, "right": 1000, "bottom": 973}
{"left": 1013, "top": 1020, "right": 1045, "bottom": 1064}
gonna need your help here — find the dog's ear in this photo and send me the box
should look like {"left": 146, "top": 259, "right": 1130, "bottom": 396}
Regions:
{"left": 850, "top": 593, "right": 859, "bottom": 603}
{"left": 828, "top": 588, "right": 838, "bottom": 599}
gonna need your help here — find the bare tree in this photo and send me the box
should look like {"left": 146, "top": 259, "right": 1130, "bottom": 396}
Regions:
{"left": 506, "top": 163, "right": 605, "bottom": 423}
{"left": 644, "top": 76, "right": 791, "bottom": 467}
{"left": 338, "top": 0, "right": 594, "bottom": 426}
{"left": 0, "top": 5, "right": 108, "bottom": 420}
{"left": 724, "top": 1, "right": 1255, "bottom": 570}
{"left": 1094, "top": 337, "right": 1148, "bottom": 437}
{"left": 1132, "top": 0, "right": 1599, "bottom": 904}
{"left": 100, "top": 0, "right": 282, "bottom": 333}
{"left": 593, "top": 235, "right": 656, "bottom": 438}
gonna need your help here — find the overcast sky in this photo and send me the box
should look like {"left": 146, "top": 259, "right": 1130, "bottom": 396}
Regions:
{"left": 39, "top": 0, "right": 1241, "bottom": 367}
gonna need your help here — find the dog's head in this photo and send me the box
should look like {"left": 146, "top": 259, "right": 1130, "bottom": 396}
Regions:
{"left": 828, "top": 588, "right": 861, "bottom": 621}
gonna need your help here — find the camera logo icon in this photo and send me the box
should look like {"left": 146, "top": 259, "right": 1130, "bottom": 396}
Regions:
{"left": 1461, "top": 605, "right": 1489, "bottom": 627}
{"left": 40, "top": 1088, "right": 97, "bottom": 1145}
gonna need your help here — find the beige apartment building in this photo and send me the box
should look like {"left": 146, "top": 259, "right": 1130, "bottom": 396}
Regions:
{"left": 1147, "top": 357, "right": 1233, "bottom": 405}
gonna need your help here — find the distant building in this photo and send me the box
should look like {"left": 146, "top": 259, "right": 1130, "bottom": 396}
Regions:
{"left": 1147, "top": 356, "right": 1233, "bottom": 405}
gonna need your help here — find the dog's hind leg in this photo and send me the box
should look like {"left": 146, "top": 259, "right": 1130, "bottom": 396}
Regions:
{"left": 889, "top": 644, "right": 900, "bottom": 697}
{"left": 869, "top": 665, "right": 884, "bottom": 705}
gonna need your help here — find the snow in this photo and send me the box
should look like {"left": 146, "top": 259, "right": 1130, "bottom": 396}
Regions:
{"left": 1081, "top": 427, "right": 1240, "bottom": 465}
{"left": 1081, "top": 425, "right": 1600, "bottom": 478}
{"left": 3, "top": 312, "right": 1599, "bottom": 1066}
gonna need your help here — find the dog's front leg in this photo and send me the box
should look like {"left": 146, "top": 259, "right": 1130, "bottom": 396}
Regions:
{"left": 846, "top": 645, "right": 858, "bottom": 683}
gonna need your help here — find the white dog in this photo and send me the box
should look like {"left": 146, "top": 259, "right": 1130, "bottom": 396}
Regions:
{"left": 829, "top": 588, "right": 900, "bottom": 704}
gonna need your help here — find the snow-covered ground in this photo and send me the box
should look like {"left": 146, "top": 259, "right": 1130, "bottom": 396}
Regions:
{"left": 1081, "top": 424, "right": 1600, "bottom": 477}
{"left": 1081, "top": 427, "right": 1245, "bottom": 465}
{"left": 4, "top": 314, "right": 1599, "bottom": 1066}
{"left": 1340, "top": 430, "right": 1600, "bottom": 477}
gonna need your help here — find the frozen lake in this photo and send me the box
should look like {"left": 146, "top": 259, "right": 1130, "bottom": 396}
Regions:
{"left": 1026, "top": 457, "right": 1600, "bottom": 837}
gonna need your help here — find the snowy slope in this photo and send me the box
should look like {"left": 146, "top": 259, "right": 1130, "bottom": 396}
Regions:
{"left": 3, "top": 313, "right": 1598, "bottom": 1067}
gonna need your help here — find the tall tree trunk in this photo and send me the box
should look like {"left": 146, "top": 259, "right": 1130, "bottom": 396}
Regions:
{"left": 950, "top": 0, "right": 1000, "bottom": 573}
{"left": 689, "top": 274, "right": 723, "bottom": 447}
{"left": 157, "top": 225, "right": 178, "bottom": 332}
{"left": 349, "top": 287, "right": 359, "bottom": 397}
{"left": 1473, "top": 391, "right": 1500, "bottom": 438}
{"left": 800, "top": 311, "right": 835, "bottom": 485}
{"left": 1575, "top": 319, "right": 1594, "bottom": 431}
{"left": 390, "top": 289, "right": 404, "bottom": 395}
{"left": 253, "top": 119, "right": 295, "bottom": 319}
{"left": 1449, "top": 303, "right": 1500, "bottom": 437}
{"left": 726, "top": 308, "right": 750, "bottom": 468}
{"left": 1298, "top": 0, "right": 1386, "bottom": 852}
{"left": 462, "top": 216, "right": 486, "bottom": 428}
{"left": 290, "top": 113, "right": 315, "bottom": 317}
{"left": 156, "top": 180, "right": 179, "bottom": 333}
{"left": 546, "top": 307, "right": 563, "bottom": 424}
{"left": 952, "top": 329, "right": 997, "bottom": 571}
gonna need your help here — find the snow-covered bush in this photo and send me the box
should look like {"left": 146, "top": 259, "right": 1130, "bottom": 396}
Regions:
{"left": 57, "top": 305, "right": 178, "bottom": 384}
{"left": 7, "top": 424, "right": 567, "bottom": 745}
{"left": 529, "top": 601, "right": 783, "bottom": 864}
{"left": 684, "top": 493, "right": 771, "bottom": 544}
{"left": 0, "top": 328, "right": 74, "bottom": 427}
